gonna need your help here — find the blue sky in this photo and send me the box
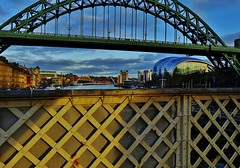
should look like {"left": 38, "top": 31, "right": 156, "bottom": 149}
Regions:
{"left": 0, "top": 0, "right": 240, "bottom": 77}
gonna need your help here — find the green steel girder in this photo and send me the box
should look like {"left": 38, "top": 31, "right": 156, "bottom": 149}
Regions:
{"left": 223, "top": 53, "right": 240, "bottom": 76}
{"left": 1, "top": 30, "right": 238, "bottom": 56}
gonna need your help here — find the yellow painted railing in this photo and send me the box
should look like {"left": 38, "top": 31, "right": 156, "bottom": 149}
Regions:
{"left": 0, "top": 89, "right": 239, "bottom": 168}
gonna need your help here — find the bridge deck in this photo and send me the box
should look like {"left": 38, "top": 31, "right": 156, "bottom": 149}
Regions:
{"left": 1, "top": 31, "right": 240, "bottom": 57}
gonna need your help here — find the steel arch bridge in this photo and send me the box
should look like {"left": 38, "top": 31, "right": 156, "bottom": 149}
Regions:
{"left": 0, "top": 0, "right": 240, "bottom": 74}
{"left": 77, "top": 67, "right": 117, "bottom": 85}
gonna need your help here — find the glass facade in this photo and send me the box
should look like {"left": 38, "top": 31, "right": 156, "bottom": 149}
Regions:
{"left": 153, "top": 57, "right": 213, "bottom": 77}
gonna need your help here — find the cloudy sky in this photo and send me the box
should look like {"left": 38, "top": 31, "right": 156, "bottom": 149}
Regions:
{"left": 0, "top": 0, "right": 240, "bottom": 77}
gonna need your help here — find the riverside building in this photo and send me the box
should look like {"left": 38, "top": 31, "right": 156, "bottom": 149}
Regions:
{"left": 0, "top": 56, "right": 40, "bottom": 90}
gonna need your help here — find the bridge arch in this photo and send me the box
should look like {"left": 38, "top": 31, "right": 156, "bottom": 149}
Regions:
{"left": 76, "top": 67, "right": 117, "bottom": 85}
{"left": 0, "top": 0, "right": 225, "bottom": 47}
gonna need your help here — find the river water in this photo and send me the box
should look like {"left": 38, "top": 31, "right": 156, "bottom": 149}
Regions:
{"left": 62, "top": 84, "right": 122, "bottom": 90}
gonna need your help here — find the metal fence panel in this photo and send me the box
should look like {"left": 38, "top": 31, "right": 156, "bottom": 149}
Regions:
{"left": 0, "top": 91, "right": 181, "bottom": 168}
{"left": 0, "top": 89, "right": 240, "bottom": 167}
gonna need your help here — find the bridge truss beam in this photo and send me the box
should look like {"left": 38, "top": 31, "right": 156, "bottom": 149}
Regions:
{"left": 0, "top": 31, "right": 239, "bottom": 58}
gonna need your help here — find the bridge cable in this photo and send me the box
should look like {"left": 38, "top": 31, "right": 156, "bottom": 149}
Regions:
{"left": 174, "top": 17, "right": 176, "bottom": 42}
{"left": 165, "top": 21, "right": 167, "bottom": 42}
{"left": 154, "top": 10, "right": 157, "bottom": 42}
{"left": 55, "top": 6, "right": 59, "bottom": 35}
{"left": 82, "top": 9, "right": 84, "bottom": 36}
{"left": 41, "top": 24, "right": 43, "bottom": 34}
{"left": 143, "top": 10, "right": 145, "bottom": 41}
{"left": 135, "top": 8, "right": 137, "bottom": 40}
{"left": 145, "top": 12, "right": 147, "bottom": 41}
{"left": 125, "top": 7, "right": 127, "bottom": 39}
{"left": 95, "top": 6, "right": 97, "bottom": 38}
{"left": 44, "top": 24, "right": 46, "bottom": 34}
{"left": 92, "top": 7, "right": 94, "bottom": 37}
{"left": 131, "top": 2, "right": 133, "bottom": 40}
{"left": 164, "top": 0, "right": 167, "bottom": 42}
{"left": 120, "top": 4, "right": 122, "bottom": 38}
{"left": 55, "top": 16, "right": 57, "bottom": 34}
{"left": 55, "top": 17, "right": 58, "bottom": 35}
{"left": 68, "top": 12, "right": 71, "bottom": 35}
{"left": 103, "top": 6, "right": 105, "bottom": 37}
{"left": 108, "top": 2, "right": 110, "bottom": 38}
{"left": 79, "top": 8, "right": 81, "bottom": 35}
{"left": 114, "top": 6, "right": 116, "bottom": 38}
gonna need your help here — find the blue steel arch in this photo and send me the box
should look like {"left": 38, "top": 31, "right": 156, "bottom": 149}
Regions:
{"left": 0, "top": 0, "right": 225, "bottom": 47}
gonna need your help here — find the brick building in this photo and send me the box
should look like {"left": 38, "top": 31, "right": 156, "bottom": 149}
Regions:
{"left": 0, "top": 56, "right": 12, "bottom": 89}
{"left": 0, "top": 56, "right": 40, "bottom": 90}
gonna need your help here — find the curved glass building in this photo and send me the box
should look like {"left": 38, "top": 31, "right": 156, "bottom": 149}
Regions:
{"left": 153, "top": 57, "right": 213, "bottom": 77}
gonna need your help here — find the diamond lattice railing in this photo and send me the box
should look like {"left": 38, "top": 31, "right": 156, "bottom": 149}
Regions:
{"left": 190, "top": 95, "right": 240, "bottom": 167}
{"left": 0, "top": 94, "right": 182, "bottom": 168}
{"left": 1, "top": 90, "right": 240, "bottom": 167}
